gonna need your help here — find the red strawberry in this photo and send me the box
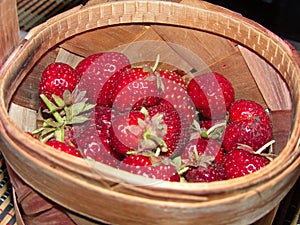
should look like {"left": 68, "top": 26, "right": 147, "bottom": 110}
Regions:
{"left": 147, "top": 100, "right": 182, "bottom": 157}
{"left": 119, "top": 154, "right": 180, "bottom": 182}
{"left": 109, "top": 100, "right": 182, "bottom": 157}
{"left": 94, "top": 106, "right": 114, "bottom": 139}
{"left": 112, "top": 67, "right": 161, "bottom": 112}
{"left": 187, "top": 72, "right": 235, "bottom": 119}
{"left": 229, "top": 99, "right": 271, "bottom": 127}
{"left": 224, "top": 148, "right": 270, "bottom": 179}
{"left": 181, "top": 138, "right": 224, "bottom": 164}
{"left": 184, "top": 163, "right": 225, "bottom": 182}
{"left": 159, "top": 70, "right": 196, "bottom": 132}
{"left": 120, "top": 154, "right": 152, "bottom": 167}
{"left": 45, "top": 139, "right": 81, "bottom": 157}
{"left": 157, "top": 69, "right": 187, "bottom": 90}
{"left": 222, "top": 119, "right": 272, "bottom": 152}
{"left": 76, "top": 52, "right": 130, "bottom": 106}
{"left": 39, "top": 62, "right": 80, "bottom": 108}
{"left": 75, "top": 124, "right": 123, "bottom": 166}
{"left": 109, "top": 110, "right": 146, "bottom": 155}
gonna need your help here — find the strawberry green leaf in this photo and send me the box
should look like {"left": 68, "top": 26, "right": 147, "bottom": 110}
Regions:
{"left": 82, "top": 103, "right": 96, "bottom": 112}
{"left": 31, "top": 126, "right": 45, "bottom": 135}
{"left": 69, "top": 115, "right": 90, "bottom": 124}
{"left": 63, "top": 90, "right": 73, "bottom": 106}
{"left": 54, "top": 126, "right": 64, "bottom": 143}
{"left": 40, "top": 94, "right": 64, "bottom": 124}
{"left": 44, "top": 118, "right": 63, "bottom": 128}
{"left": 40, "top": 132, "right": 55, "bottom": 143}
{"left": 52, "top": 94, "right": 65, "bottom": 109}
{"left": 70, "top": 102, "right": 86, "bottom": 117}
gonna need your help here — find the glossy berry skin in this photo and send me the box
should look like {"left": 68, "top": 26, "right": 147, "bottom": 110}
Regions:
{"left": 76, "top": 52, "right": 130, "bottom": 106}
{"left": 229, "top": 99, "right": 271, "bottom": 127}
{"left": 46, "top": 139, "right": 81, "bottom": 157}
{"left": 109, "top": 111, "right": 146, "bottom": 155}
{"left": 187, "top": 72, "right": 235, "bottom": 119}
{"left": 119, "top": 155, "right": 180, "bottom": 182}
{"left": 112, "top": 67, "right": 161, "bottom": 112}
{"left": 181, "top": 138, "right": 225, "bottom": 164}
{"left": 224, "top": 149, "right": 270, "bottom": 179}
{"left": 159, "top": 70, "right": 196, "bottom": 133}
{"left": 184, "top": 163, "right": 226, "bottom": 182}
{"left": 75, "top": 124, "right": 123, "bottom": 167}
{"left": 120, "top": 154, "right": 152, "bottom": 167}
{"left": 222, "top": 119, "right": 272, "bottom": 152}
{"left": 148, "top": 100, "right": 182, "bottom": 157}
{"left": 94, "top": 106, "right": 114, "bottom": 139}
{"left": 39, "top": 62, "right": 80, "bottom": 107}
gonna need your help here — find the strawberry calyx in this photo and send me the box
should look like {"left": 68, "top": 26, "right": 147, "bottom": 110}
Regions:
{"left": 235, "top": 140, "right": 277, "bottom": 162}
{"left": 181, "top": 145, "right": 215, "bottom": 169}
{"left": 123, "top": 107, "right": 169, "bottom": 155}
{"left": 32, "top": 86, "right": 95, "bottom": 143}
{"left": 191, "top": 119, "right": 226, "bottom": 141}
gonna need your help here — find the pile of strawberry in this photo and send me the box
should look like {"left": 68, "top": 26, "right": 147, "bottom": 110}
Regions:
{"left": 30, "top": 52, "right": 275, "bottom": 183}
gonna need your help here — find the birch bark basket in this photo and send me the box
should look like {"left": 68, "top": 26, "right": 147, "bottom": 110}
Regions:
{"left": 0, "top": 0, "right": 299, "bottom": 224}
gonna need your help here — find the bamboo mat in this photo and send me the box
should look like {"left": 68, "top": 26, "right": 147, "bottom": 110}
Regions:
{"left": 0, "top": 153, "right": 16, "bottom": 225}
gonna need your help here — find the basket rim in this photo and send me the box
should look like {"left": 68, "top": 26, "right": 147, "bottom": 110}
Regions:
{"left": 0, "top": 0, "right": 299, "bottom": 194}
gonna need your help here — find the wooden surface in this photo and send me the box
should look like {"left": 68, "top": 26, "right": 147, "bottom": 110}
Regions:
{"left": 0, "top": 0, "right": 299, "bottom": 224}
{"left": 0, "top": 0, "right": 19, "bottom": 67}
{"left": 0, "top": 1, "right": 19, "bottom": 224}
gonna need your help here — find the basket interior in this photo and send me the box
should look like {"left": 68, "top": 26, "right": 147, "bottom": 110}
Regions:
{"left": 1, "top": 1, "right": 299, "bottom": 224}
{"left": 10, "top": 23, "right": 293, "bottom": 155}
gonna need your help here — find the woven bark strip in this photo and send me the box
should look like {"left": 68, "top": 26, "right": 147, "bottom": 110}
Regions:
{"left": 0, "top": 0, "right": 299, "bottom": 224}
{"left": 6, "top": 165, "right": 76, "bottom": 225}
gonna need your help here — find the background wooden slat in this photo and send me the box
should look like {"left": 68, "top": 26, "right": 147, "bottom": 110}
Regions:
{"left": 0, "top": 0, "right": 19, "bottom": 67}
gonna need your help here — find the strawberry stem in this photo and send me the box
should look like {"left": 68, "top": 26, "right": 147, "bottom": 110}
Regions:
{"left": 144, "top": 133, "right": 167, "bottom": 148}
{"left": 206, "top": 122, "right": 226, "bottom": 136}
{"left": 40, "top": 94, "right": 64, "bottom": 124}
{"left": 178, "top": 166, "right": 189, "bottom": 175}
{"left": 54, "top": 126, "right": 65, "bottom": 143}
{"left": 255, "top": 140, "right": 276, "bottom": 154}
{"left": 152, "top": 54, "right": 160, "bottom": 72}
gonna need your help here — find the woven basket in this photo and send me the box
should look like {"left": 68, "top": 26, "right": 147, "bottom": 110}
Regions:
{"left": 0, "top": 0, "right": 299, "bottom": 224}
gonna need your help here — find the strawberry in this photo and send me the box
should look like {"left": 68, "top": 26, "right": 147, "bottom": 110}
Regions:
{"left": 228, "top": 99, "right": 271, "bottom": 127}
{"left": 94, "top": 106, "right": 114, "bottom": 139}
{"left": 109, "top": 110, "right": 146, "bottom": 155}
{"left": 39, "top": 62, "right": 80, "bottom": 108}
{"left": 179, "top": 137, "right": 225, "bottom": 182}
{"left": 147, "top": 100, "right": 182, "bottom": 157}
{"left": 112, "top": 67, "right": 161, "bottom": 112}
{"left": 158, "top": 70, "right": 196, "bottom": 138}
{"left": 76, "top": 52, "right": 130, "bottom": 106}
{"left": 109, "top": 100, "right": 182, "bottom": 157}
{"left": 222, "top": 99, "right": 273, "bottom": 153}
{"left": 181, "top": 138, "right": 224, "bottom": 164}
{"left": 75, "top": 124, "right": 123, "bottom": 166}
{"left": 120, "top": 154, "right": 152, "bottom": 167}
{"left": 119, "top": 154, "right": 180, "bottom": 182}
{"left": 224, "top": 148, "right": 270, "bottom": 179}
{"left": 158, "top": 69, "right": 187, "bottom": 90}
{"left": 184, "top": 163, "right": 225, "bottom": 183}
{"left": 187, "top": 72, "right": 235, "bottom": 119}
{"left": 222, "top": 119, "right": 273, "bottom": 152}
{"left": 45, "top": 139, "right": 81, "bottom": 157}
